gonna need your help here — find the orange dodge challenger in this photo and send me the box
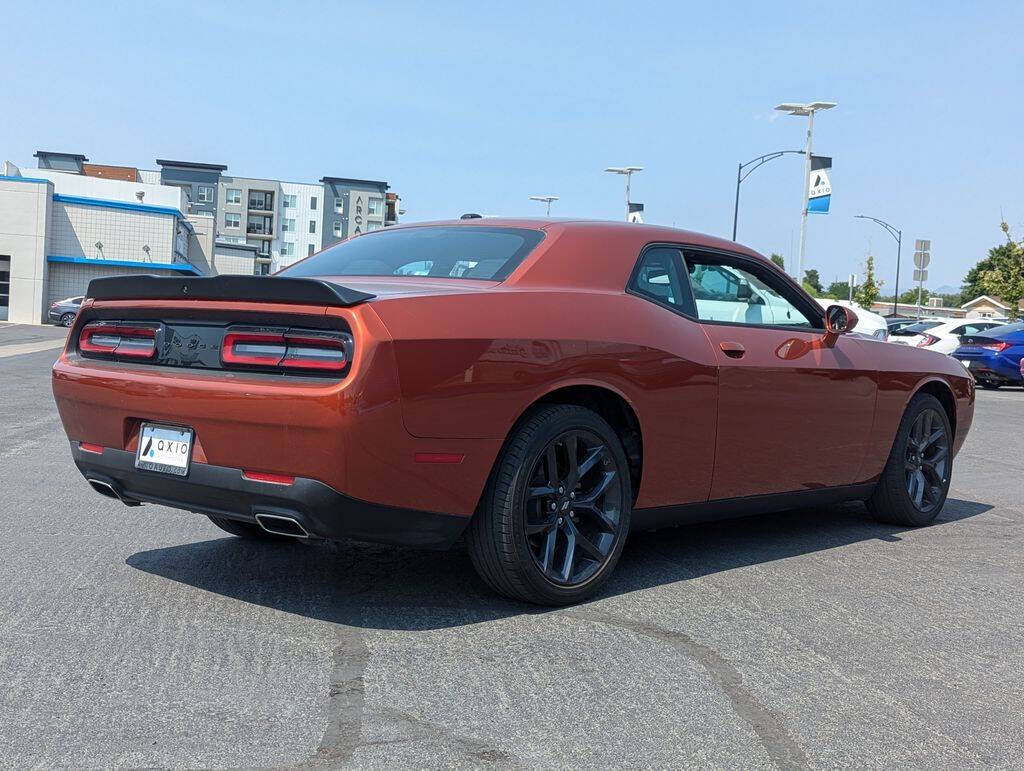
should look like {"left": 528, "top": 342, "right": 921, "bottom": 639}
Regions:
{"left": 53, "top": 219, "right": 973, "bottom": 605}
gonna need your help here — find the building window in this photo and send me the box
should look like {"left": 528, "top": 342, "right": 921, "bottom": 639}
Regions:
{"left": 281, "top": 242, "right": 295, "bottom": 257}
{"left": 309, "top": 220, "right": 317, "bottom": 233}
{"left": 310, "top": 196, "right": 318, "bottom": 210}
{"left": 367, "top": 198, "right": 382, "bottom": 216}
{"left": 366, "top": 221, "right": 382, "bottom": 231}
{"left": 197, "top": 185, "right": 214, "bottom": 203}
{"left": 308, "top": 244, "right": 315, "bottom": 256}
{"left": 225, "top": 213, "right": 240, "bottom": 229}
{"left": 281, "top": 218, "right": 295, "bottom": 232}
{"left": 282, "top": 194, "right": 297, "bottom": 208}
{"left": 226, "top": 188, "right": 242, "bottom": 205}
{"left": 333, "top": 221, "right": 342, "bottom": 236}
{"left": 249, "top": 191, "right": 273, "bottom": 210}
{"left": 335, "top": 197, "right": 345, "bottom": 213}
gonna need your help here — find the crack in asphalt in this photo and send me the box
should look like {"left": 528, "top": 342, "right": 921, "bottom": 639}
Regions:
{"left": 301, "top": 628, "right": 369, "bottom": 768}
{"left": 562, "top": 609, "right": 810, "bottom": 771}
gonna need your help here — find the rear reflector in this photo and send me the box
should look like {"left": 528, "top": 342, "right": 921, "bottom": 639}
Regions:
{"left": 222, "top": 327, "right": 350, "bottom": 372}
{"left": 80, "top": 322, "right": 158, "bottom": 359}
{"left": 414, "top": 452, "right": 465, "bottom": 464}
{"left": 242, "top": 470, "right": 296, "bottom": 485}
{"left": 79, "top": 442, "right": 104, "bottom": 454}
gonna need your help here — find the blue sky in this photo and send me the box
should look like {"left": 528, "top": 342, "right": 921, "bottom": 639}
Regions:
{"left": 7, "top": 1, "right": 1023, "bottom": 289}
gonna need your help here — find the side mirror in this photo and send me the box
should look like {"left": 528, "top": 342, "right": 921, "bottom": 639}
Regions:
{"left": 824, "top": 304, "right": 858, "bottom": 335}
{"left": 736, "top": 281, "right": 753, "bottom": 301}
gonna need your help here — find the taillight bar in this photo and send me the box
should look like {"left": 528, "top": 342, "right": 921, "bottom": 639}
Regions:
{"left": 916, "top": 334, "right": 940, "bottom": 348}
{"left": 79, "top": 322, "right": 159, "bottom": 359}
{"left": 221, "top": 327, "right": 351, "bottom": 372}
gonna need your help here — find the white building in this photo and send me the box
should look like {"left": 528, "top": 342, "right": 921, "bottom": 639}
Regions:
{"left": 0, "top": 154, "right": 208, "bottom": 324}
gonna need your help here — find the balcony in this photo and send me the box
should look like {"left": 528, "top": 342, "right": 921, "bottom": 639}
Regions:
{"left": 246, "top": 225, "right": 273, "bottom": 238}
{"left": 248, "top": 192, "right": 275, "bottom": 212}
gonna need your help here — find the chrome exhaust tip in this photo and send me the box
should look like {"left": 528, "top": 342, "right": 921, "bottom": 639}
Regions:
{"left": 255, "top": 512, "right": 309, "bottom": 539}
{"left": 86, "top": 478, "right": 142, "bottom": 507}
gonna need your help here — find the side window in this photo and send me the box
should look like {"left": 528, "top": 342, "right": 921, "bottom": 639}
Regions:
{"left": 683, "top": 251, "right": 820, "bottom": 328}
{"left": 629, "top": 247, "right": 692, "bottom": 315}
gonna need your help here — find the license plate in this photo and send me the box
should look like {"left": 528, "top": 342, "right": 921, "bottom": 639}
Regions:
{"left": 135, "top": 423, "right": 193, "bottom": 476}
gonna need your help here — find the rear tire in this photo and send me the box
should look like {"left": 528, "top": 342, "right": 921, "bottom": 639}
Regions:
{"left": 60, "top": 313, "right": 75, "bottom": 327}
{"left": 467, "top": 404, "right": 632, "bottom": 606}
{"left": 206, "top": 515, "right": 289, "bottom": 541}
{"left": 866, "top": 394, "right": 952, "bottom": 526}
{"left": 980, "top": 383, "right": 1001, "bottom": 390}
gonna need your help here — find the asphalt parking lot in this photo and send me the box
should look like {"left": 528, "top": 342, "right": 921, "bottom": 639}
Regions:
{"left": 2, "top": 322, "right": 1022, "bottom": 769}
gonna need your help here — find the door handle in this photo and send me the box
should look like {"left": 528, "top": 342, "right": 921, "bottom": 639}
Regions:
{"left": 719, "top": 341, "right": 746, "bottom": 358}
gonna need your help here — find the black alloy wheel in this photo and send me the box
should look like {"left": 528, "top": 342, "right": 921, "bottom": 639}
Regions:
{"left": 525, "top": 429, "right": 623, "bottom": 586}
{"left": 468, "top": 404, "right": 632, "bottom": 605}
{"left": 867, "top": 393, "right": 953, "bottom": 526}
{"left": 904, "top": 408, "right": 950, "bottom": 514}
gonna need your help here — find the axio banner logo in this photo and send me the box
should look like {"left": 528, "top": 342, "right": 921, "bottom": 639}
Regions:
{"left": 807, "top": 155, "right": 832, "bottom": 213}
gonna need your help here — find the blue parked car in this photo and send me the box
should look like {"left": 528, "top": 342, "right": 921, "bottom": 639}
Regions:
{"left": 952, "top": 321, "right": 1024, "bottom": 389}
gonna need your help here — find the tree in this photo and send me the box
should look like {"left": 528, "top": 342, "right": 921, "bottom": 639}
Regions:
{"left": 801, "top": 281, "right": 819, "bottom": 297}
{"left": 973, "top": 222, "right": 1024, "bottom": 320}
{"left": 852, "top": 254, "right": 883, "bottom": 309}
{"left": 770, "top": 253, "right": 785, "bottom": 270}
{"left": 825, "top": 280, "right": 850, "bottom": 300}
{"left": 898, "top": 288, "right": 930, "bottom": 305}
{"left": 803, "top": 268, "right": 823, "bottom": 294}
{"left": 962, "top": 243, "right": 1013, "bottom": 304}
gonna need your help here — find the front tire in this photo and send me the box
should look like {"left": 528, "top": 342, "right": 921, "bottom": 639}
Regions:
{"left": 866, "top": 394, "right": 952, "bottom": 526}
{"left": 468, "top": 404, "right": 632, "bottom": 606}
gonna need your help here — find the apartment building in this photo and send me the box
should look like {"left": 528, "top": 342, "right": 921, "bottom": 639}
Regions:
{"left": 320, "top": 177, "right": 390, "bottom": 247}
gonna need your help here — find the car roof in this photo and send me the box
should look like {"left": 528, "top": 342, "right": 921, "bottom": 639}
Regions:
{"left": 378, "top": 218, "right": 772, "bottom": 293}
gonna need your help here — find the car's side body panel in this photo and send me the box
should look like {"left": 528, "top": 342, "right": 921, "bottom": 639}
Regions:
{"left": 369, "top": 288, "right": 720, "bottom": 509}
{"left": 695, "top": 323, "right": 878, "bottom": 498}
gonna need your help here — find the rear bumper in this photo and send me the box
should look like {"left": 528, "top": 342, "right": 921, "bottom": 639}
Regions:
{"left": 71, "top": 443, "right": 470, "bottom": 549}
{"left": 957, "top": 356, "right": 1022, "bottom": 384}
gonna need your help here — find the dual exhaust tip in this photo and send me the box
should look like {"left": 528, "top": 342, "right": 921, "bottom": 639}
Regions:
{"left": 86, "top": 477, "right": 309, "bottom": 539}
{"left": 254, "top": 512, "right": 309, "bottom": 539}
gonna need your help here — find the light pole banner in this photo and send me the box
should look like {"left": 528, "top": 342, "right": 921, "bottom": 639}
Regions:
{"left": 807, "top": 155, "right": 832, "bottom": 213}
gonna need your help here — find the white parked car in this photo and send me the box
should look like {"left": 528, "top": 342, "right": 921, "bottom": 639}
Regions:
{"left": 890, "top": 318, "right": 1006, "bottom": 354}
{"left": 815, "top": 299, "right": 889, "bottom": 341}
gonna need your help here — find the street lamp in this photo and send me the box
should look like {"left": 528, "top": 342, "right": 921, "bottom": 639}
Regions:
{"left": 529, "top": 195, "right": 559, "bottom": 216}
{"left": 732, "top": 150, "right": 804, "bottom": 241}
{"left": 774, "top": 101, "right": 837, "bottom": 280}
{"left": 855, "top": 214, "right": 902, "bottom": 316}
{"left": 604, "top": 166, "right": 643, "bottom": 222}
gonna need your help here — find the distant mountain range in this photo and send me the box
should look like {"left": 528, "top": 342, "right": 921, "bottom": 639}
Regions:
{"left": 931, "top": 284, "right": 961, "bottom": 295}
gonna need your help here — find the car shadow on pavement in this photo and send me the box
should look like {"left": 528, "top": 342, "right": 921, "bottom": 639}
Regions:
{"left": 126, "top": 497, "right": 992, "bottom": 631}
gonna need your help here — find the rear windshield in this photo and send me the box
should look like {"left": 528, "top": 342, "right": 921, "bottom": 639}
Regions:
{"left": 279, "top": 226, "right": 545, "bottom": 281}
{"left": 992, "top": 321, "right": 1024, "bottom": 337}
{"left": 893, "top": 321, "right": 941, "bottom": 335}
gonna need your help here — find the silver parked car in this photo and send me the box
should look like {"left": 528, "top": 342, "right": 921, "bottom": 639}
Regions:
{"left": 47, "top": 295, "right": 84, "bottom": 327}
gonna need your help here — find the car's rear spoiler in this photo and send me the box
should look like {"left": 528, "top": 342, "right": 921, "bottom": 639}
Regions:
{"left": 85, "top": 274, "right": 375, "bottom": 307}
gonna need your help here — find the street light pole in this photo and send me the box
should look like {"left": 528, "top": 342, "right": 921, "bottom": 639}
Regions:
{"left": 529, "top": 195, "right": 559, "bottom": 216}
{"left": 774, "top": 102, "right": 837, "bottom": 280}
{"left": 855, "top": 214, "right": 902, "bottom": 316}
{"left": 731, "top": 150, "right": 804, "bottom": 241}
{"left": 604, "top": 166, "right": 643, "bottom": 221}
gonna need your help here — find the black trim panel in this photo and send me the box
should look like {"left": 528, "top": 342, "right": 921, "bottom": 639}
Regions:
{"left": 72, "top": 445, "right": 468, "bottom": 549}
{"left": 85, "top": 275, "right": 375, "bottom": 307}
{"left": 631, "top": 484, "right": 877, "bottom": 532}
